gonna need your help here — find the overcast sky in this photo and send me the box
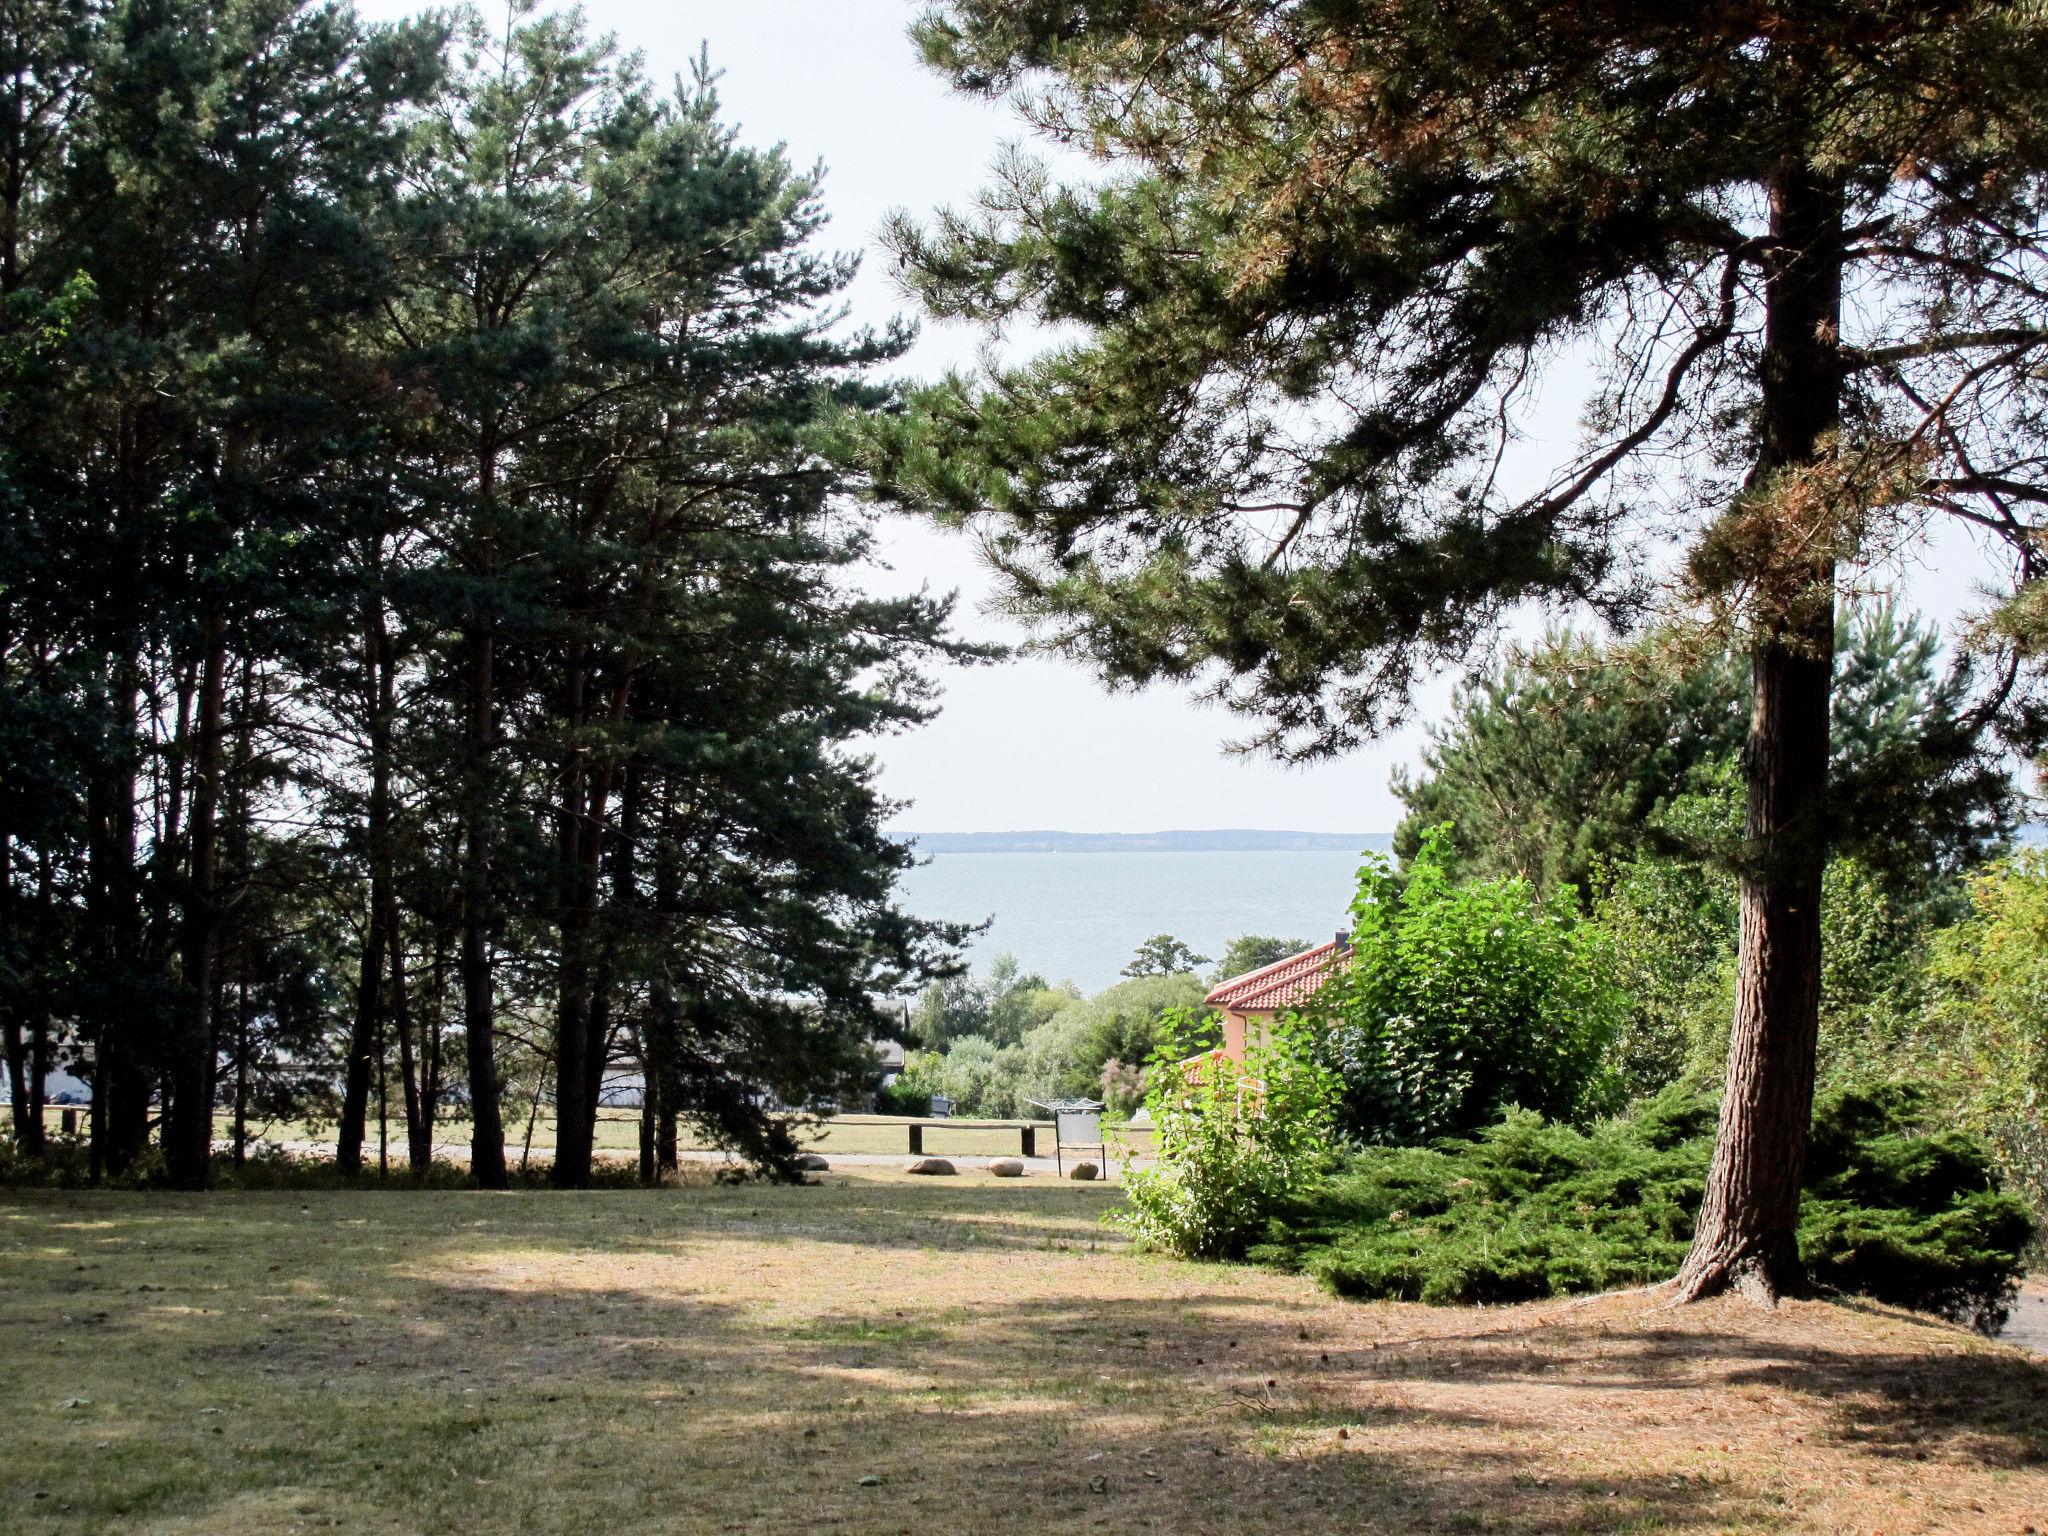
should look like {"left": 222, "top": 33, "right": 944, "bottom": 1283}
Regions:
{"left": 357, "top": 0, "right": 2014, "bottom": 833}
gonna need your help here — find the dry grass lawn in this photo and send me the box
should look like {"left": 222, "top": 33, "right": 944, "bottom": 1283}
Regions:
{"left": 2, "top": 1170, "right": 2043, "bottom": 1535}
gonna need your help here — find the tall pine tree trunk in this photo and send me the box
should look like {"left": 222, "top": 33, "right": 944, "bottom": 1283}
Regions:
{"left": 228, "top": 656, "right": 257, "bottom": 1171}
{"left": 461, "top": 426, "right": 509, "bottom": 1189}
{"left": 1, "top": 823, "right": 29, "bottom": 1146}
{"left": 551, "top": 653, "right": 595, "bottom": 1187}
{"left": 551, "top": 753, "right": 621, "bottom": 1187}
{"left": 88, "top": 663, "right": 148, "bottom": 1178}
{"left": 337, "top": 885, "right": 385, "bottom": 1174}
{"left": 1675, "top": 162, "right": 1844, "bottom": 1305}
{"left": 166, "top": 622, "right": 227, "bottom": 1188}
{"left": 553, "top": 665, "right": 634, "bottom": 1189}
{"left": 461, "top": 615, "right": 507, "bottom": 1187}
{"left": 389, "top": 896, "right": 426, "bottom": 1174}
{"left": 404, "top": 918, "right": 449, "bottom": 1177}
{"left": 338, "top": 587, "right": 396, "bottom": 1174}
{"left": 22, "top": 844, "right": 52, "bottom": 1154}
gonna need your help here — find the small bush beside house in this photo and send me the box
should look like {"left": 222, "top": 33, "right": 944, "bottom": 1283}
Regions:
{"left": 1115, "top": 1007, "right": 1341, "bottom": 1259}
{"left": 1311, "top": 824, "right": 1625, "bottom": 1143}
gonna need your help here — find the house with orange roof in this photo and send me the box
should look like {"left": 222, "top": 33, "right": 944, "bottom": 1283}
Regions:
{"left": 1201, "top": 932, "right": 1352, "bottom": 1061}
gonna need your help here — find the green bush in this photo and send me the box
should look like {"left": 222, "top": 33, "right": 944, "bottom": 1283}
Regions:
{"left": 1010, "top": 972, "right": 1211, "bottom": 1106}
{"left": 1928, "top": 850, "right": 2048, "bottom": 1226}
{"left": 874, "top": 1078, "right": 930, "bottom": 1117}
{"left": 1799, "top": 1083, "right": 2039, "bottom": 1324}
{"left": 1313, "top": 824, "right": 1625, "bottom": 1143}
{"left": 1250, "top": 1083, "right": 2034, "bottom": 1330}
{"left": 1115, "top": 1007, "right": 1341, "bottom": 1259}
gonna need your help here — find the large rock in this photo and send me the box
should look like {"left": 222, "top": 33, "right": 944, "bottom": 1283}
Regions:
{"left": 795, "top": 1153, "right": 830, "bottom": 1172}
{"left": 1067, "top": 1161, "right": 1101, "bottom": 1182}
{"left": 906, "top": 1157, "right": 957, "bottom": 1176}
{"left": 987, "top": 1158, "right": 1025, "bottom": 1178}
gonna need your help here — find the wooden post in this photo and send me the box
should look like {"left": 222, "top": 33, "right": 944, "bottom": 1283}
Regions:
{"left": 908, "top": 1123, "right": 923, "bottom": 1156}
{"left": 1020, "top": 1125, "right": 1035, "bottom": 1158}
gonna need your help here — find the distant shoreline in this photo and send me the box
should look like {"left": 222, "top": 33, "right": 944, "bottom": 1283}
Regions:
{"left": 901, "top": 830, "right": 1393, "bottom": 855}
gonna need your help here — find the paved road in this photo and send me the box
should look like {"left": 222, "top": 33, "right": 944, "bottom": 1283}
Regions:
{"left": 1999, "top": 1280, "right": 2048, "bottom": 1355}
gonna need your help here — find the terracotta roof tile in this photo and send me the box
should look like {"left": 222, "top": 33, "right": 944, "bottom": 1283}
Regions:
{"left": 1203, "top": 938, "right": 1347, "bottom": 1013}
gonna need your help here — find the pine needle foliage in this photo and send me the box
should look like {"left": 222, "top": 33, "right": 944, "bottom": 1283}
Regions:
{"left": 1252, "top": 1084, "right": 2034, "bottom": 1331}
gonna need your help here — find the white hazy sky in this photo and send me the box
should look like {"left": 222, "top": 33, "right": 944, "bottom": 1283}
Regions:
{"left": 357, "top": 0, "right": 2014, "bottom": 833}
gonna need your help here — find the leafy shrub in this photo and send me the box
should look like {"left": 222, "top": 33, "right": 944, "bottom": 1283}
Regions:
{"left": 926, "top": 1033, "right": 1020, "bottom": 1117}
{"left": 1115, "top": 1007, "right": 1340, "bottom": 1259}
{"left": 882, "top": 1049, "right": 945, "bottom": 1115}
{"left": 1097, "top": 1057, "right": 1144, "bottom": 1116}
{"left": 1928, "top": 850, "right": 2048, "bottom": 1226}
{"left": 1250, "top": 1083, "right": 2034, "bottom": 1330}
{"left": 1010, "top": 972, "right": 1211, "bottom": 1106}
{"left": 1313, "top": 824, "right": 1625, "bottom": 1143}
{"left": 874, "top": 1077, "right": 930, "bottom": 1117}
{"left": 881, "top": 1037, "right": 1029, "bottom": 1119}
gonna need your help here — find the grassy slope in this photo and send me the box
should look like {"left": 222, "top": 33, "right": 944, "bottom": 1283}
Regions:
{"left": 2, "top": 1173, "right": 2044, "bottom": 1535}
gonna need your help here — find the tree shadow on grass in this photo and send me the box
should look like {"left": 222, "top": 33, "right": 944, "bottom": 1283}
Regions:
{"left": 1275, "top": 1303, "right": 2048, "bottom": 1470}
{"left": 6, "top": 1185, "right": 2047, "bottom": 1534}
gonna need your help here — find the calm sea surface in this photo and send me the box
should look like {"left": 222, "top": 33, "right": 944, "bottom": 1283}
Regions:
{"left": 892, "top": 846, "right": 1388, "bottom": 993}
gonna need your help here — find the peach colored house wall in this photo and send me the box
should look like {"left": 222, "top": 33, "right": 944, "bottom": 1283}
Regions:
{"left": 1218, "top": 1009, "right": 1276, "bottom": 1062}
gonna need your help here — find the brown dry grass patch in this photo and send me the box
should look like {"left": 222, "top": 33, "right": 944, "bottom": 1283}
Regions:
{"left": 1, "top": 1170, "right": 2042, "bottom": 1535}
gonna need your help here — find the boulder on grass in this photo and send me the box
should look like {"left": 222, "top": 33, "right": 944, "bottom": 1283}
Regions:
{"left": 796, "top": 1153, "right": 829, "bottom": 1172}
{"left": 907, "top": 1157, "right": 957, "bottom": 1176}
{"left": 1067, "top": 1161, "right": 1100, "bottom": 1182}
{"left": 987, "top": 1158, "right": 1025, "bottom": 1178}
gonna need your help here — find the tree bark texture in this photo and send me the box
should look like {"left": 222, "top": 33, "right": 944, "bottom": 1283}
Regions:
{"left": 166, "top": 623, "right": 227, "bottom": 1188}
{"left": 461, "top": 616, "right": 508, "bottom": 1188}
{"left": 338, "top": 588, "right": 397, "bottom": 1175}
{"left": 1675, "top": 160, "right": 1844, "bottom": 1305}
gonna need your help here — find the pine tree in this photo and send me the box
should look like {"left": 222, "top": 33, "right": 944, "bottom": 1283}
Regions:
{"left": 0, "top": 4, "right": 974, "bottom": 1187}
{"left": 379, "top": 8, "right": 645, "bottom": 1187}
{"left": 875, "top": 1, "right": 2048, "bottom": 1301}
{"left": 1396, "top": 607, "right": 2018, "bottom": 901}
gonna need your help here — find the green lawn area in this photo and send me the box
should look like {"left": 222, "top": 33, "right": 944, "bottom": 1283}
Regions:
{"left": 3, "top": 1173, "right": 2045, "bottom": 1535}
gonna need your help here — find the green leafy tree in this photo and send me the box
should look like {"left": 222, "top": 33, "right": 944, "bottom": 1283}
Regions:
{"left": 1928, "top": 851, "right": 2048, "bottom": 1219}
{"left": 1118, "top": 1006, "right": 1340, "bottom": 1259}
{"left": 876, "top": 1, "right": 2048, "bottom": 1302}
{"left": 913, "top": 952, "right": 1073, "bottom": 1050}
{"left": 1210, "top": 934, "right": 1311, "bottom": 984}
{"left": 909, "top": 971, "right": 988, "bottom": 1050}
{"left": 0, "top": 4, "right": 978, "bottom": 1190}
{"left": 0, "top": 0, "right": 440, "bottom": 1186}
{"left": 1313, "top": 826, "right": 1624, "bottom": 1145}
{"left": 982, "top": 954, "right": 1071, "bottom": 1047}
{"left": 924, "top": 1034, "right": 1019, "bottom": 1118}
{"left": 383, "top": 6, "right": 648, "bottom": 1187}
{"left": 1122, "top": 933, "right": 1209, "bottom": 979}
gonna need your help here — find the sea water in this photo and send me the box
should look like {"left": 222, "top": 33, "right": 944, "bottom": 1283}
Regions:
{"left": 891, "top": 846, "right": 1386, "bottom": 994}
